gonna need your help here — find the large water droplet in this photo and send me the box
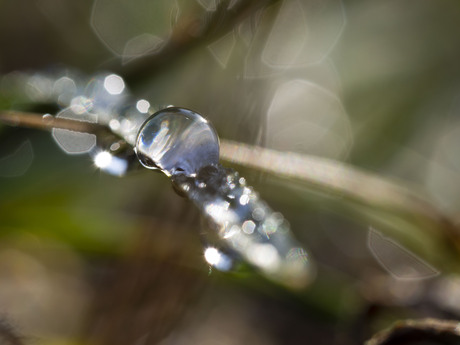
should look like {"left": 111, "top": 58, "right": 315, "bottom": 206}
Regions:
{"left": 135, "top": 107, "right": 219, "bottom": 176}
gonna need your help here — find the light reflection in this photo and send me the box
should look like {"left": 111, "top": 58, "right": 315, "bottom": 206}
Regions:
{"left": 204, "top": 247, "right": 233, "bottom": 271}
{"left": 239, "top": 194, "right": 249, "bottom": 205}
{"left": 205, "top": 201, "right": 238, "bottom": 224}
{"left": 241, "top": 220, "right": 255, "bottom": 234}
{"left": 247, "top": 244, "right": 280, "bottom": 272}
{"left": 93, "top": 150, "right": 128, "bottom": 176}
{"left": 70, "top": 96, "right": 93, "bottom": 114}
{"left": 103, "top": 74, "right": 125, "bottom": 95}
{"left": 223, "top": 225, "right": 240, "bottom": 239}
{"left": 286, "top": 247, "right": 309, "bottom": 263}
{"left": 94, "top": 151, "right": 112, "bottom": 168}
{"left": 136, "top": 99, "right": 150, "bottom": 114}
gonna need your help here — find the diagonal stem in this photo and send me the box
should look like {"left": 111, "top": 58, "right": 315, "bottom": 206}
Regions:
{"left": 1, "top": 109, "right": 460, "bottom": 256}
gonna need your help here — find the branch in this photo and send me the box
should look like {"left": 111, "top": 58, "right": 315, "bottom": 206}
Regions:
{"left": 118, "top": 0, "right": 282, "bottom": 85}
{"left": 1, "top": 110, "right": 460, "bottom": 257}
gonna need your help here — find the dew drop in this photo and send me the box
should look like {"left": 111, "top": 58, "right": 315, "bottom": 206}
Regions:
{"left": 135, "top": 107, "right": 220, "bottom": 176}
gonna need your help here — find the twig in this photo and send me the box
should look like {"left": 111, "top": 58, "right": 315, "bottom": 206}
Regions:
{"left": 366, "top": 318, "right": 460, "bottom": 345}
{"left": 1, "top": 110, "right": 460, "bottom": 255}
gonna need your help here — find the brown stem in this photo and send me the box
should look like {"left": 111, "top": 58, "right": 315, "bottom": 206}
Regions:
{"left": 0, "top": 110, "right": 110, "bottom": 135}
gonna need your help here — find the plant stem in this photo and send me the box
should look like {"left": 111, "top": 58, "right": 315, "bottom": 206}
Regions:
{"left": 1, "top": 110, "right": 460, "bottom": 256}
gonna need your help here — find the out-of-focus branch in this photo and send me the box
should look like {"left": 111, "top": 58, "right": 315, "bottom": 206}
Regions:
{"left": 366, "top": 318, "right": 460, "bottom": 345}
{"left": 119, "top": 0, "right": 281, "bottom": 85}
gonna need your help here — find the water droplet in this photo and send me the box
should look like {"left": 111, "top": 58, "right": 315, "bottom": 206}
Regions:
{"left": 171, "top": 165, "right": 315, "bottom": 288}
{"left": 136, "top": 107, "right": 219, "bottom": 176}
{"left": 42, "top": 113, "right": 53, "bottom": 124}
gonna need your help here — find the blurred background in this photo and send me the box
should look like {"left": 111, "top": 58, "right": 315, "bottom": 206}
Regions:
{"left": 1, "top": 0, "right": 460, "bottom": 344}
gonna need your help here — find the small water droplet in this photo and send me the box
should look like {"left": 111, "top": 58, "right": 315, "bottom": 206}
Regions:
{"left": 42, "top": 113, "right": 53, "bottom": 124}
{"left": 136, "top": 107, "right": 220, "bottom": 176}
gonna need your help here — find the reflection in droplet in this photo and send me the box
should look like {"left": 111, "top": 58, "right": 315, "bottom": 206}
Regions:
{"left": 109, "top": 119, "right": 121, "bottom": 131}
{"left": 136, "top": 107, "right": 220, "bottom": 176}
{"left": 368, "top": 228, "right": 439, "bottom": 280}
{"left": 52, "top": 108, "right": 97, "bottom": 155}
{"left": 0, "top": 141, "right": 34, "bottom": 177}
